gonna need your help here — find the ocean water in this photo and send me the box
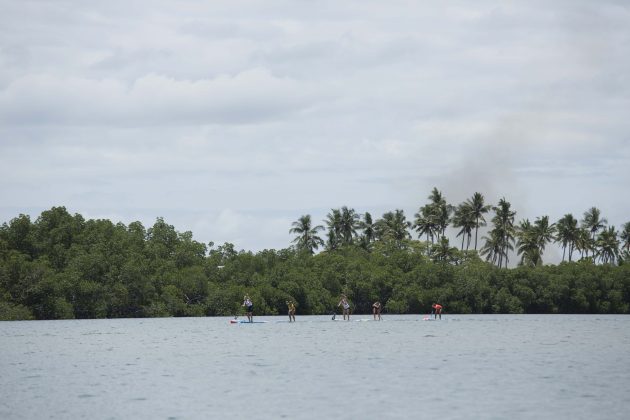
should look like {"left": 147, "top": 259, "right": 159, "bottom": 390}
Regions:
{"left": 1, "top": 315, "right": 629, "bottom": 420}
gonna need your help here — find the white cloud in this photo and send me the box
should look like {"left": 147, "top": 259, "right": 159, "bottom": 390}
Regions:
{"left": 1, "top": 0, "right": 629, "bottom": 263}
{"left": 0, "top": 69, "right": 317, "bottom": 126}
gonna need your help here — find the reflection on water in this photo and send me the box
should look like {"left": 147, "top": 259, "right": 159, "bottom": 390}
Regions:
{"left": 1, "top": 315, "right": 629, "bottom": 419}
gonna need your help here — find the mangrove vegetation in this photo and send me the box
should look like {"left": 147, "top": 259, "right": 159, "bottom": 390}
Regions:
{"left": 1, "top": 189, "right": 629, "bottom": 320}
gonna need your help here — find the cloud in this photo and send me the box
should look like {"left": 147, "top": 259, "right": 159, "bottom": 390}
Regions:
{"left": 0, "top": 69, "right": 317, "bottom": 126}
{"left": 1, "top": 0, "right": 629, "bottom": 263}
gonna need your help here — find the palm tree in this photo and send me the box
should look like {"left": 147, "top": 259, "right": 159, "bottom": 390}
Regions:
{"left": 339, "top": 206, "right": 360, "bottom": 246}
{"left": 413, "top": 187, "right": 450, "bottom": 247}
{"left": 466, "top": 192, "right": 492, "bottom": 251}
{"left": 516, "top": 215, "right": 556, "bottom": 266}
{"left": 620, "top": 222, "right": 630, "bottom": 252}
{"left": 413, "top": 205, "right": 438, "bottom": 246}
{"left": 325, "top": 209, "right": 342, "bottom": 250}
{"left": 516, "top": 219, "right": 540, "bottom": 266}
{"left": 428, "top": 187, "right": 453, "bottom": 238}
{"left": 437, "top": 202, "right": 454, "bottom": 238}
{"left": 390, "top": 209, "right": 412, "bottom": 243}
{"left": 376, "top": 210, "right": 411, "bottom": 247}
{"left": 574, "top": 227, "right": 594, "bottom": 260}
{"left": 428, "top": 187, "right": 444, "bottom": 205}
{"left": 516, "top": 216, "right": 556, "bottom": 266}
{"left": 596, "top": 226, "right": 620, "bottom": 265}
{"left": 358, "top": 212, "right": 376, "bottom": 249}
{"left": 480, "top": 230, "right": 503, "bottom": 266}
{"left": 488, "top": 198, "right": 516, "bottom": 268}
{"left": 620, "top": 222, "right": 630, "bottom": 264}
{"left": 556, "top": 214, "right": 578, "bottom": 262}
{"left": 452, "top": 202, "right": 475, "bottom": 251}
{"left": 430, "top": 236, "right": 458, "bottom": 264}
{"left": 581, "top": 207, "right": 608, "bottom": 243}
{"left": 533, "top": 215, "right": 556, "bottom": 256}
{"left": 289, "top": 215, "right": 324, "bottom": 254}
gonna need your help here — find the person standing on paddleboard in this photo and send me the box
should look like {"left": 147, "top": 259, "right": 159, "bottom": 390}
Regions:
{"left": 287, "top": 300, "right": 296, "bottom": 322}
{"left": 432, "top": 303, "right": 443, "bottom": 320}
{"left": 243, "top": 295, "right": 254, "bottom": 323}
{"left": 372, "top": 301, "right": 382, "bottom": 320}
{"left": 338, "top": 294, "right": 351, "bottom": 321}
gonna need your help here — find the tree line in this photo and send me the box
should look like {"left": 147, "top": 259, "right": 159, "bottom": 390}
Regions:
{"left": 290, "top": 188, "right": 630, "bottom": 267}
{"left": 1, "top": 198, "right": 629, "bottom": 320}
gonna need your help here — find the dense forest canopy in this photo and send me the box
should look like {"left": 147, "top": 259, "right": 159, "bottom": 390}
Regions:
{"left": 1, "top": 191, "right": 629, "bottom": 320}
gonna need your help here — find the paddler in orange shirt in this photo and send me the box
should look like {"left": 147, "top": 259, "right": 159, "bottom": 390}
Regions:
{"left": 432, "top": 303, "right": 443, "bottom": 320}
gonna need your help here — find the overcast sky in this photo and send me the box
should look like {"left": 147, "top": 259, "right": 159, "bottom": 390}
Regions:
{"left": 1, "top": 1, "right": 629, "bottom": 262}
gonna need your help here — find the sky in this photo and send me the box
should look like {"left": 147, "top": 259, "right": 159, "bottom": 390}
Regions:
{"left": 1, "top": 0, "right": 629, "bottom": 263}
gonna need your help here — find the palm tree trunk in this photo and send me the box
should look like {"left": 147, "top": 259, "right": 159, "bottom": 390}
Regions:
{"left": 474, "top": 218, "right": 479, "bottom": 250}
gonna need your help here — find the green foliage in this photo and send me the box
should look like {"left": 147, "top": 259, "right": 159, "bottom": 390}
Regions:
{"left": 0, "top": 300, "right": 35, "bottom": 320}
{"left": 0, "top": 207, "right": 629, "bottom": 320}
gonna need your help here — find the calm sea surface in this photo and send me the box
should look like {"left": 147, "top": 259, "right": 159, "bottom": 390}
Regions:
{"left": 1, "top": 315, "right": 629, "bottom": 419}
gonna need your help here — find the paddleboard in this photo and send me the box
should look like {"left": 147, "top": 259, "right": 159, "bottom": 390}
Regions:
{"left": 332, "top": 318, "right": 376, "bottom": 322}
{"left": 230, "top": 319, "right": 268, "bottom": 324}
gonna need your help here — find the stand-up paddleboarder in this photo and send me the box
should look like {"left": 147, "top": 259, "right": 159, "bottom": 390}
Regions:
{"left": 372, "top": 301, "right": 382, "bottom": 320}
{"left": 287, "top": 300, "right": 296, "bottom": 322}
{"left": 432, "top": 303, "right": 443, "bottom": 320}
{"left": 242, "top": 295, "right": 253, "bottom": 322}
{"left": 338, "top": 294, "right": 351, "bottom": 321}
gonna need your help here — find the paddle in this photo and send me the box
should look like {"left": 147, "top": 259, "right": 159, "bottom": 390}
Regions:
{"left": 330, "top": 306, "right": 338, "bottom": 320}
{"left": 373, "top": 302, "right": 383, "bottom": 321}
{"left": 423, "top": 308, "right": 433, "bottom": 320}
